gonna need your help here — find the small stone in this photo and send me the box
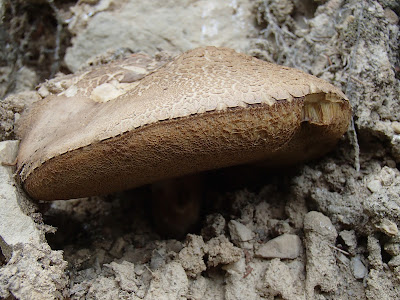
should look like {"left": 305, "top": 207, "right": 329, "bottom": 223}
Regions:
{"left": 201, "top": 213, "right": 226, "bottom": 239}
{"left": 178, "top": 234, "right": 207, "bottom": 277}
{"left": 380, "top": 166, "right": 395, "bottom": 186}
{"left": 304, "top": 211, "right": 337, "bottom": 239}
{"left": 255, "top": 234, "right": 302, "bottom": 259}
{"left": 223, "top": 256, "right": 246, "bottom": 274}
{"left": 228, "top": 220, "right": 254, "bottom": 249}
{"left": 376, "top": 219, "right": 398, "bottom": 237}
{"left": 351, "top": 256, "right": 368, "bottom": 279}
{"left": 339, "top": 230, "right": 357, "bottom": 254}
{"left": 206, "top": 235, "right": 242, "bottom": 267}
{"left": 106, "top": 261, "right": 138, "bottom": 293}
{"left": 303, "top": 211, "right": 338, "bottom": 298}
{"left": 187, "top": 276, "right": 207, "bottom": 300}
{"left": 384, "top": 8, "right": 399, "bottom": 25}
{"left": 74, "top": 248, "right": 92, "bottom": 267}
{"left": 384, "top": 242, "right": 400, "bottom": 256}
{"left": 37, "top": 84, "right": 50, "bottom": 98}
{"left": 388, "top": 255, "right": 400, "bottom": 268}
{"left": 109, "top": 237, "right": 126, "bottom": 258}
{"left": 165, "top": 240, "right": 183, "bottom": 253}
{"left": 269, "top": 219, "right": 293, "bottom": 236}
{"left": 367, "top": 179, "right": 381, "bottom": 193}
{"left": 386, "top": 159, "right": 397, "bottom": 168}
{"left": 150, "top": 249, "right": 165, "bottom": 270}
{"left": 145, "top": 261, "right": 188, "bottom": 298}
{"left": 262, "top": 259, "right": 301, "bottom": 299}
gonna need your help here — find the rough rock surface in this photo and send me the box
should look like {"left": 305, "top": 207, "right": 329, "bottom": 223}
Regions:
{"left": 0, "top": 243, "right": 68, "bottom": 300}
{"left": 228, "top": 220, "right": 254, "bottom": 249}
{"left": 0, "top": 92, "right": 40, "bottom": 141}
{"left": 262, "top": 258, "right": 305, "bottom": 299}
{"left": 304, "top": 211, "right": 339, "bottom": 298}
{"left": 178, "top": 234, "right": 208, "bottom": 278}
{"left": 0, "top": 141, "right": 69, "bottom": 299}
{"left": 65, "top": 0, "right": 257, "bottom": 72}
{"left": 0, "top": 141, "right": 42, "bottom": 259}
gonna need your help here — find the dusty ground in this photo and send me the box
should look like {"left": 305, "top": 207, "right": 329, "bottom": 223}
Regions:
{"left": 1, "top": 0, "right": 400, "bottom": 299}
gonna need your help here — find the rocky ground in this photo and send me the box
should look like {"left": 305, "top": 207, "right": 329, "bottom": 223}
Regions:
{"left": 0, "top": 0, "right": 399, "bottom": 299}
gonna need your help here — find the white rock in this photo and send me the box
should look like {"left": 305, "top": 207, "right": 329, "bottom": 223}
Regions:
{"left": 351, "top": 256, "right": 368, "bottom": 279}
{"left": 367, "top": 179, "right": 381, "bottom": 193}
{"left": 65, "top": 0, "right": 257, "bottom": 72}
{"left": 145, "top": 261, "right": 188, "bottom": 299}
{"left": 106, "top": 261, "right": 137, "bottom": 292}
{"left": 255, "top": 234, "right": 302, "bottom": 259}
{"left": 376, "top": 218, "right": 398, "bottom": 236}
{"left": 391, "top": 121, "right": 400, "bottom": 134}
{"left": 178, "top": 234, "right": 207, "bottom": 277}
{"left": 379, "top": 166, "right": 396, "bottom": 186}
{"left": 388, "top": 255, "right": 400, "bottom": 268}
{"left": 0, "top": 141, "right": 42, "bottom": 259}
{"left": 339, "top": 230, "right": 357, "bottom": 254}
{"left": 228, "top": 220, "right": 254, "bottom": 249}
{"left": 303, "top": 211, "right": 338, "bottom": 298}
{"left": 384, "top": 242, "right": 400, "bottom": 256}
{"left": 262, "top": 258, "right": 305, "bottom": 299}
{"left": 206, "top": 235, "right": 242, "bottom": 267}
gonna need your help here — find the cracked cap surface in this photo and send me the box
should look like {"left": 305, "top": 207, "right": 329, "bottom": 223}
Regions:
{"left": 16, "top": 46, "right": 352, "bottom": 200}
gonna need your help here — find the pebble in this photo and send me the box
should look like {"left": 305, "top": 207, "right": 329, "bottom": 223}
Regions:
{"left": 384, "top": 8, "right": 399, "bottom": 25}
{"left": 109, "top": 237, "right": 126, "bottom": 258}
{"left": 388, "top": 255, "right": 400, "bottom": 268}
{"left": 339, "top": 230, "right": 357, "bottom": 254}
{"left": 351, "top": 256, "right": 368, "bottom": 279}
{"left": 303, "top": 211, "right": 338, "bottom": 297}
{"left": 304, "top": 211, "right": 337, "bottom": 238}
{"left": 228, "top": 220, "right": 254, "bottom": 249}
{"left": 255, "top": 234, "right": 302, "bottom": 259}
{"left": 367, "top": 179, "right": 381, "bottom": 193}
{"left": 376, "top": 219, "right": 398, "bottom": 237}
{"left": 201, "top": 213, "right": 226, "bottom": 239}
{"left": 385, "top": 159, "right": 396, "bottom": 168}
{"left": 380, "top": 166, "right": 395, "bottom": 186}
{"left": 392, "top": 121, "right": 400, "bottom": 134}
{"left": 384, "top": 242, "right": 400, "bottom": 256}
{"left": 150, "top": 249, "right": 165, "bottom": 270}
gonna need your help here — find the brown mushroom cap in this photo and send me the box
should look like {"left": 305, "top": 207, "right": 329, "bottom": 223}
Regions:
{"left": 17, "top": 47, "right": 351, "bottom": 200}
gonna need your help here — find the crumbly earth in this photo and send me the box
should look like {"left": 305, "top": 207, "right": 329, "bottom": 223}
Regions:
{"left": 1, "top": 0, "right": 399, "bottom": 299}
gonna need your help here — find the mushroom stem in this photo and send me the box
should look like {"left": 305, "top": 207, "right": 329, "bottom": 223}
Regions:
{"left": 152, "top": 174, "right": 203, "bottom": 238}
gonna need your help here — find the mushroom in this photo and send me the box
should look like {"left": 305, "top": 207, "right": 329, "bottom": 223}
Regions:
{"left": 16, "top": 46, "right": 352, "bottom": 201}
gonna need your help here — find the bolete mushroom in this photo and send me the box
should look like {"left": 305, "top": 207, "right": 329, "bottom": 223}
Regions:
{"left": 16, "top": 47, "right": 351, "bottom": 201}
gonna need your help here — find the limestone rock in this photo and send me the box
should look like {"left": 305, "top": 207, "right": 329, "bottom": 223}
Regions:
{"left": 255, "top": 234, "right": 302, "bottom": 259}
{"left": 0, "top": 140, "right": 42, "bottom": 260}
{"left": 228, "top": 220, "right": 254, "bottom": 249}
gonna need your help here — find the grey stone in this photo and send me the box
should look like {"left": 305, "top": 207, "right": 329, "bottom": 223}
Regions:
{"left": 0, "top": 141, "right": 42, "bottom": 260}
{"left": 339, "top": 230, "right": 357, "bottom": 254}
{"left": 228, "top": 220, "right": 253, "bottom": 249}
{"left": 304, "top": 211, "right": 338, "bottom": 298}
{"left": 351, "top": 256, "right": 368, "bottom": 279}
{"left": 255, "top": 234, "right": 302, "bottom": 259}
{"left": 65, "top": 0, "right": 256, "bottom": 72}
{"left": 388, "top": 255, "right": 400, "bottom": 268}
